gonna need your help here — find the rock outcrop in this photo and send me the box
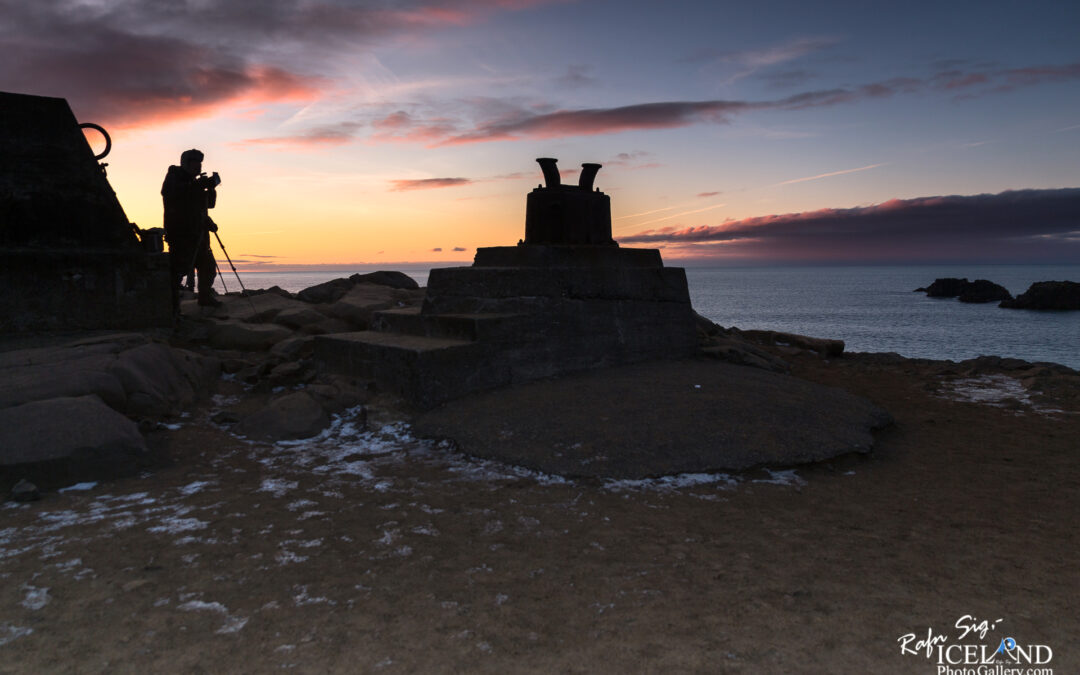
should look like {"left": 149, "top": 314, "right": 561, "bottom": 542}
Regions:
{"left": 919, "top": 277, "right": 1013, "bottom": 303}
{"left": 923, "top": 278, "right": 969, "bottom": 297}
{"left": 957, "top": 279, "right": 1012, "bottom": 303}
{"left": 0, "top": 334, "right": 218, "bottom": 483}
{"left": 0, "top": 395, "right": 148, "bottom": 476}
{"left": 1000, "top": 280, "right": 1080, "bottom": 310}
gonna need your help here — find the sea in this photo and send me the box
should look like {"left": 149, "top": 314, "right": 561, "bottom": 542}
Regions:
{"left": 232, "top": 263, "right": 1080, "bottom": 370}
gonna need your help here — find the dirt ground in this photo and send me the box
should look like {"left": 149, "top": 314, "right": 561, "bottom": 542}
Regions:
{"left": 1, "top": 350, "right": 1078, "bottom": 673}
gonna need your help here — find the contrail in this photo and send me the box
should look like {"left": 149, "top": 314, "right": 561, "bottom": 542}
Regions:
{"left": 622, "top": 203, "right": 727, "bottom": 228}
{"left": 773, "top": 163, "right": 886, "bottom": 186}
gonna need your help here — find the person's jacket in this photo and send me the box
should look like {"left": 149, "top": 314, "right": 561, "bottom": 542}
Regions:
{"left": 161, "top": 166, "right": 214, "bottom": 243}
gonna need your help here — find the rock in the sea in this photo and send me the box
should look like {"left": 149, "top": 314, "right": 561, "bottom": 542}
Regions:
{"left": 12, "top": 478, "right": 41, "bottom": 502}
{"left": 923, "top": 278, "right": 969, "bottom": 297}
{"left": 233, "top": 391, "right": 330, "bottom": 441}
{"left": 957, "top": 279, "right": 1012, "bottom": 304}
{"left": 1000, "top": 280, "right": 1080, "bottom": 310}
{"left": 0, "top": 395, "right": 148, "bottom": 474}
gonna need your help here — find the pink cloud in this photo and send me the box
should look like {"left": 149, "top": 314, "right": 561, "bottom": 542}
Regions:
{"left": 390, "top": 177, "right": 473, "bottom": 191}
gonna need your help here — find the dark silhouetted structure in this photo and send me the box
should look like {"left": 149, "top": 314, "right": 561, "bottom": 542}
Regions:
{"left": 316, "top": 157, "right": 698, "bottom": 409}
{"left": 0, "top": 91, "right": 170, "bottom": 331}
{"left": 524, "top": 158, "right": 614, "bottom": 246}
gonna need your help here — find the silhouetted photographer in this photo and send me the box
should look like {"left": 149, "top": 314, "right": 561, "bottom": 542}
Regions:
{"left": 162, "top": 148, "right": 221, "bottom": 310}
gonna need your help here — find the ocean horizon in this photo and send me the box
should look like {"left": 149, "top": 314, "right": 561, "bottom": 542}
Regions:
{"left": 229, "top": 263, "right": 1079, "bottom": 370}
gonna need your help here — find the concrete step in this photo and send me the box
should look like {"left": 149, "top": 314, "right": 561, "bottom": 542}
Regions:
{"left": 370, "top": 307, "right": 530, "bottom": 342}
{"left": 313, "top": 330, "right": 509, "bottom": 409}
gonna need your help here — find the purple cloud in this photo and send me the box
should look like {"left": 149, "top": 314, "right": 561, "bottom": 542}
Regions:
{"left": 621, "top": 188, "right": 1080, "bottom": 263}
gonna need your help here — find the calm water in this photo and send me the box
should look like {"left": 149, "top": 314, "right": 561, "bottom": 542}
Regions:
{"left": 236, "top": 264, "right": 1079, "bottom": 369}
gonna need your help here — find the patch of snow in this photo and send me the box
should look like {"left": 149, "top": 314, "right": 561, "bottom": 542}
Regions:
{"left": 58, "top": 482, "right": 98, "bottom": 493}
{"left": 752, "top": 469, "right": 806, "bottom": 486}
{"left": 605, "top": 472, "right": 737, "bottom": 492}
{"left": 148, "top": 517, "right": 209, "bottom": 534}
{"left": 275, "top": 550, "right": 309, "bottom": 565}
{"left": 179, "top": 600, "right": 227, "bottom": 614}
{"left": 280, "top": 538, "right": 323, "bottom": 549}
{"left": 259, "top": 478, "right": 299, "bottom": 497}
{"left": 179, "top": 600, "right": 248, "bottom": 634}
{"left": 20, "top": 585, "right": 50, "bottom": 610}
{"left": 178, "top": 481, "right": 213, "bottom": 496}
{"left": 293, "top": 585, "right": 333, "bottom": 606}
{"left": 163, "top": 423, "right": 183, "bottom": 431}
{"left": 0, "top": 624, "right": 33, "bottom": 646}
{"left": 285, "top": 499, "right": 318, "bottom": 512}
{"left": 216, "top": 616, "right": 249, "bottom": 634}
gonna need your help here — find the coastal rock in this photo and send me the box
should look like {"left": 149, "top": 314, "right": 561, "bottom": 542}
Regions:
{"left": 701, "top": 337, "right": 790, "bottom": 373}
{"left": 106, "top": 343, "right": 220, "bottom": 417}
{"left": 924, "top": 278, "right": 969, "bottom": 298}
{"left": 296, "top": 273, "right": 421, "bottom": 305}
{"left": 693, "top": 311, "right": 725, "bottom": 338}
{"left": 222, "top": 293, "right": 312, "bottom": 323}
{"left": 234, "top": 391, "right": 330, "bottom": 441}
{"left": 348, "top": 271, "right": 420, "bottom": 290}
{"left": 0, "top": 395, "right": 147, "bottom": 472}
{"left": 306, "top": 377, "right": 369, "bottom": 414}
{"left": 272, "top": 306, "right": 326, "bottom": 329}
{"left": 415, "top": 360, "right": 893, "bottom": 478}
{"left": 1, "top": 360, "right": 126, "bottom": 411}
{"left": 318, "top": 284, "right": 413, "bottom": 328}
{"left": 12, "top": 478, "right": 41, "bottom": 502}
{"left": 957, "top": 279, "right": 1012, "bottom": 303}
{"left": 742, "top": 330, "right": 845, "bottom": 358}
{"left": 270, "top": 335, "right": 315, "bottom": 360}
{"left": 1, "top": 337, "right": 218, "bottom": 418}
{"left": 208, "top": 320, "right": 293, "bottom": 351}
{"left": 999, "top": 280, "right": 1080, "bottom": 310}
{"left": 296, "top": 278, "right": 356, "bottom": 304}
{"left": 301, "top": 317, "right": 356, "bottom": 335}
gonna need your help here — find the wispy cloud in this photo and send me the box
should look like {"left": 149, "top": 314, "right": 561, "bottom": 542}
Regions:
{"left": 772, "top": 163, "right": 886, "bottom": 186}
{"left": 620, "top": 188, "right": 1080, "bottom": 263}
{"left": 0, "top": 0, "right": 566, "bottom": 127}
{"left": 389, "top": 177, "right": 472, "bottom": 191}
{"left": 682, "top": 36, "right": 839, "bottom": 85}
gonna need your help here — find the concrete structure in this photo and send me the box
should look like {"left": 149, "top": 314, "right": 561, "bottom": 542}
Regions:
{"left": 315, "top": 158, "right": 698, "bottom": 409}
{"left": 0, "top": 91, "right": 171, "bottom": 331}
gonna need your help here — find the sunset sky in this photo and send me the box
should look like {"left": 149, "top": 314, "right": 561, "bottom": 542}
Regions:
{"left": 5, "top": 0, "right": 1080, "bottom": 264}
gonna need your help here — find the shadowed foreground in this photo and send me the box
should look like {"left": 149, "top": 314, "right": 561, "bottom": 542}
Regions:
{"left": 0, "top": 350, "right": 1077, "bottom": 673}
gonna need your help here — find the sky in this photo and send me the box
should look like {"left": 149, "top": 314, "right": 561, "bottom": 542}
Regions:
{"left": 4, "top": 0, "right": 1080, "bottom": 265}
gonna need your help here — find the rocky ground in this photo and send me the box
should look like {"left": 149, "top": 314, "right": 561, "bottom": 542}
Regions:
{"left": 2, "top": 276, "right": 1079, "bottom": 673}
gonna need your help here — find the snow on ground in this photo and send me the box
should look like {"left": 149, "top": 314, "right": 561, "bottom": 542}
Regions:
{"left": 0, "top": 403, "right": 809, "bottom": 642}
{"left": 938, "top": 375, "right": 1068, "bottom": 414}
